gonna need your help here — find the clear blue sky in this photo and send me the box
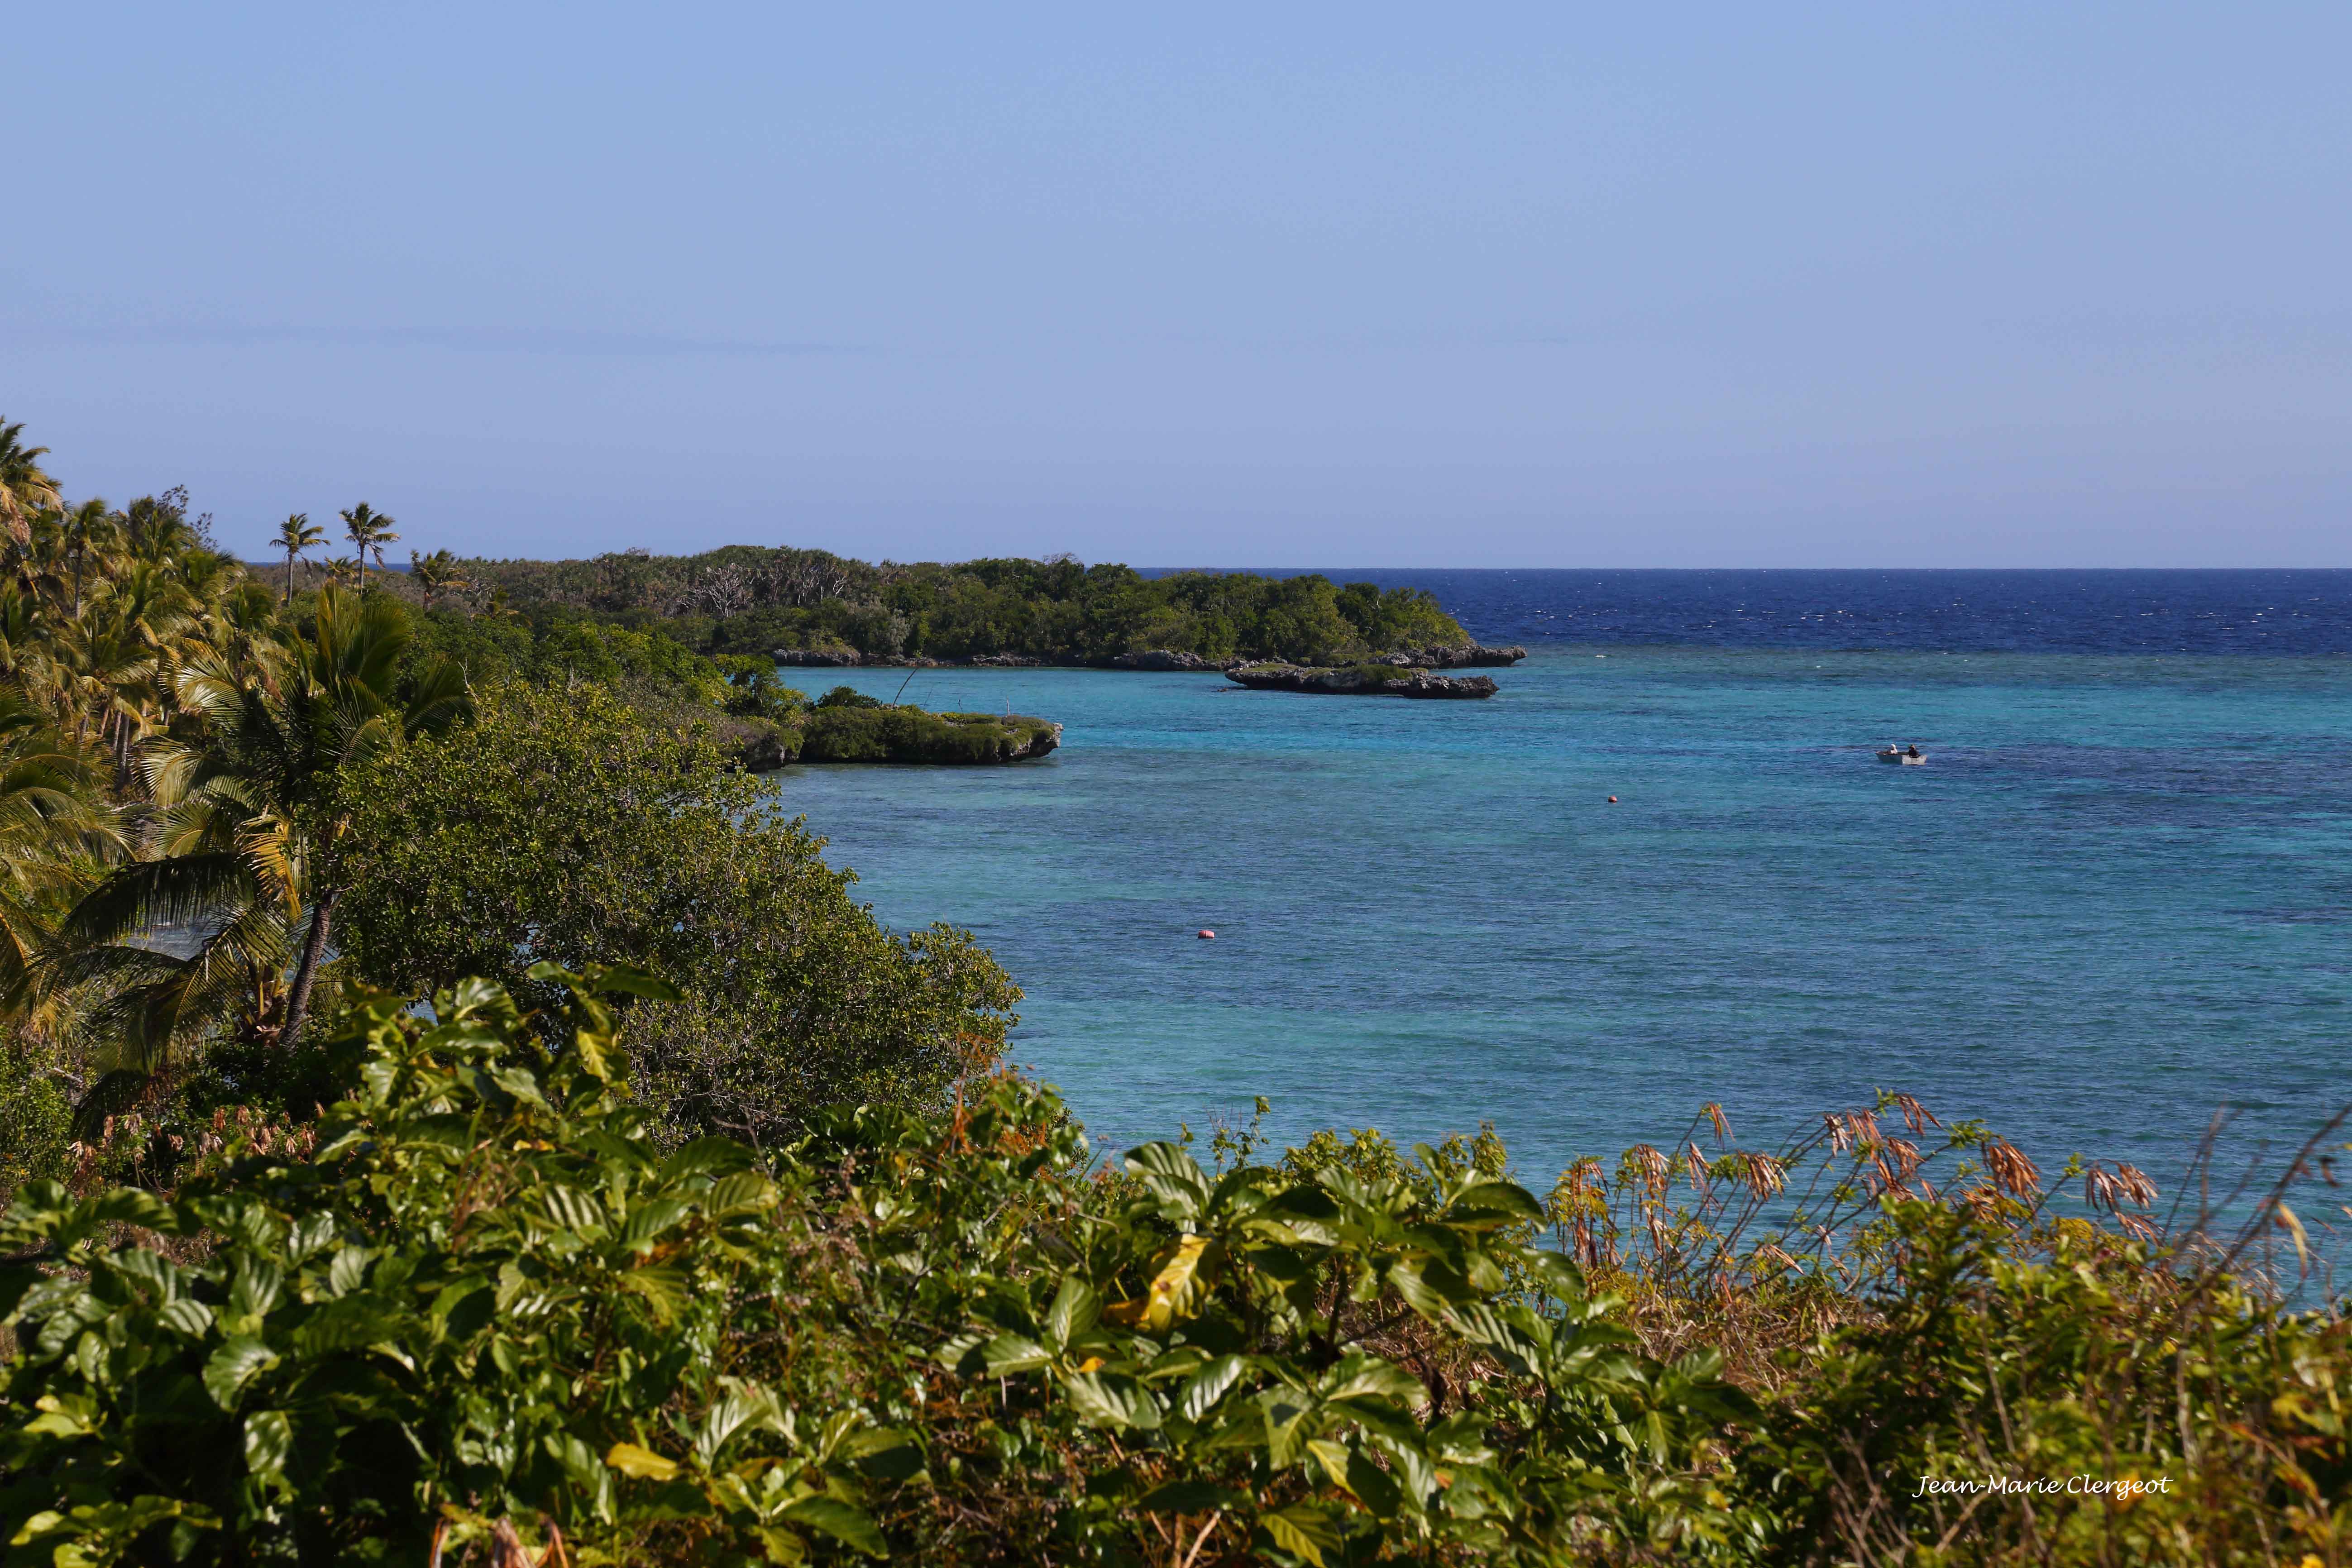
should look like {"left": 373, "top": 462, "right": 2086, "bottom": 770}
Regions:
{"left": 7, "top": 3, "right": 2347, "bottom": 566}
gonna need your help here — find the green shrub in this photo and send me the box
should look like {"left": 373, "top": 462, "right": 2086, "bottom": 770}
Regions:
{"left": 335, "top": 683, "right": 1018, "bottom": 1144}
{"left": 0, "top": 1046, "right": 72, "bottom": 1204}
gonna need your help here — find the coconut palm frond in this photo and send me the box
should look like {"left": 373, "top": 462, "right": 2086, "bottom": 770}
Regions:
{"left": 56, "top": 852, "right": 259, "bottom": 953}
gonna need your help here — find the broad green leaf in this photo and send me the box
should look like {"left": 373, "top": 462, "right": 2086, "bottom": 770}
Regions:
{"left": 158, "top": 1297, "right": 215, "bottom": 1339}
{"left": 326, "top": 1245, "right": 370, "bottom": 1298}
{"left": 696, "top": 1384, "right": 784, "bottom": 1467}
{"left": 1344, "top": 1448, "right": 1405, "bottom": 1519}
{"left": 244, "top": 1410, "right": 293, "bottom": 1481}
{"left": 754, "top": 1525, "right": 809, "bottom": 1564}
{"left": 491, "top": 1066, "right": 550, "bottom": 1108}
{"left": 229, "top": 1259, "right": 282, "bottom": 1324}
{"left": 659, "top": 1137, "right": 753, "bottom": 1183}
{"left": 1043, "top": 1274, "right": 1100, "bottom": 1353}
{"left": 1258, "top": 1386, "right": 1315, "bottom": 1468}
{"left": 933, "top": 1331, "right": 987, "bottom": 1372}
{"left": 1444, "top": 1179, "right": 1544, "bottom": 1226}
{"left": 618, "top": 1264, "right": 691, "bottom": 1323}
{"left": 1176, "top": 1354, "right": 1248, "bottom": 1422}
{"left": 1363, "top": 1429, "right": 1436, "bottom": 1514}
{"left": 1123, "top": 1142, "right": 1211, "bottom": 1219}
{"left": 706, "top": 1171, "right": 776, "bottom": 1216}
{"left": 1386, "top": 1258, "right": 1451, "bottom": 1318}
{"left": 590, "top": 965, "right": 683, "bottom": 1001}
{"left": 620, "top": 1198, "right": 693, "bottom": 1251}
{"left": 1319, "top": 1354, "right": 1426, "bottom": 1407}
{"left": 982, "top": 1334, "right": 1051, "bottom": 1374}
{"left": 1520, "top": 1248, "right": 1586, "bottom": 1303}
{"left": 1063, "top": 1371, "right": 1162, "bottom": 1431}
{"left": 543, "top": 1185, "right": 607, "bottom": 1234}
{"left": 1259, "top": 1505, "right": 1340, "bottom": 1567}
{"left": 83, "top": 1189, "right": 172, "bottom": 1231}
{"left": 202, "top": 1338, "right": 279, "bottom": 1411}
{"left": 779, "top": 1496, "right": 884, "bottom": 1558}
{"left": 1136, "top": 1479, "right": 1244, "bottom": 1514}
{"left": 1307, "top": 1437, "right": 1353, "bottom": 1491}
{"left": 445, "top": 975, "right": 509, "bottom": 1018}
{"left": 288, "top": 1294, "right": 408, "bottom": 1354}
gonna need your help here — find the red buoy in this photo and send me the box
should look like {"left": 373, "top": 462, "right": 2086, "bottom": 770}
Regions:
{"left": 1607, "top": 796, "right": 1619, "bottom": 803}
{"left": 1197, "top": 929, "right": 1215, "bottom": 939}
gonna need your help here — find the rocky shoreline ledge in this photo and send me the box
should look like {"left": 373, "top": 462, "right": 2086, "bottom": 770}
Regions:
{"left": 1224, "top": 662, "right": 1500, "bottom": 699}
{"left": 773, "top": 642, "right": 1526, "bottom": 671}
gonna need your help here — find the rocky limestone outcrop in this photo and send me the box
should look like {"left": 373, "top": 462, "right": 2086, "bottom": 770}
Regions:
{"left": 774, "top": 643, "right": 1524, "bottom": 672}
{"left": 1225, "top": 662, "right": 1498, "bottom": 699}
{"left": 1106, "top": 649, "right": 1232, "bottom": 672}
{"left": 1004, "top": 720, "right": 1062, "bottom": 758}
{"left": 1379, "top": 643, "right": 1526, "bottom": 668}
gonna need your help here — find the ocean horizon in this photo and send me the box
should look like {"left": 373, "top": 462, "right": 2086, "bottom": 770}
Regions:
{"left": 769, "top": 568, "right": 2350, "bottom": 1214}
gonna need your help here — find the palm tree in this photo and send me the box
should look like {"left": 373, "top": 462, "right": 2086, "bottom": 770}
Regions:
{"left": 0, "top": 420, "right": 62, "bottom": 548}
{"left": 46, "top": 588, "right": 468, "bottom": 1105}
{"left": 274, "top": 514, "right": 325, "bottom": 602}
{"left": 408, "top": 548, "right": 470, "bottom": 610}
{"left": 0, "top": 700, "right": 123, "bottom": 1030}
{"left": 321, "top": 555, "right": 360, "bottom": 590}
{"left": 338, "top": 503, "right": 399, "bottom": 593}
{"left": 59, "top": 499, "right": 117, "bottom": 621}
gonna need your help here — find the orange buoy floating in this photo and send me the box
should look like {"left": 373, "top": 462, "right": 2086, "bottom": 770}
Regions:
{"left": 1197, "top": 929, "right": 1215, "bottom": 940}
{"left": 1607, "top": 796, "right": 1619, "bottom": 803}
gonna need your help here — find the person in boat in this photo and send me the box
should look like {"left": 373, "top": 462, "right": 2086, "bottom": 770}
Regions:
{"left": 1906, "top": 744, "right": 1921, "bottom": 758}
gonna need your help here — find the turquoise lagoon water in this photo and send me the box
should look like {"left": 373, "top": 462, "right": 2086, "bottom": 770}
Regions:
{"left": 767, "top": 646, "right": 2351, "bottom": 1189}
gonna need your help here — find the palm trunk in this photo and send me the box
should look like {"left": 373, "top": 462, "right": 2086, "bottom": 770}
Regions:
{"left": 280, "top": 886, "right": 340, "bottom": 1044}
{"left": 284, "top": 550, "right": 295, "bottom": 603}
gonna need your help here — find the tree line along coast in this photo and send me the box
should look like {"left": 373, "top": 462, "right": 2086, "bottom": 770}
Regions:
{"left": 0, "top": 418, "right": 2345, "bottom": 1564}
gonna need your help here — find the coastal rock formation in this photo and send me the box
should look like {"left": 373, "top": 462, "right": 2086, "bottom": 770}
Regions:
{"left": 1384, "top": 643, "right": 1526, "bottom": 668}
{"left": 1225, "top": 662, "right": 1499, "bottom": 699}
{"left": 1107, "top": 649, "right": 1232, "bottom": 672}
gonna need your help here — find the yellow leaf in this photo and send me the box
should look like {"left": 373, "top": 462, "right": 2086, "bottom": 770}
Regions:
{"left": 606, "top": 1442, "right": 681, "bottom": 1481}
{"left": 2276, "top": 1203, "right": 2313, "bottom": 1273}
{"left": 1141, "top": 1233, "right": 1212, "bottom": 1332}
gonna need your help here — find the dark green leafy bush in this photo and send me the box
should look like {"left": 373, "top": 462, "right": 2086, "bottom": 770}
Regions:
{"left": 336, "top": 684, "right": 1018, "bottom": 1144}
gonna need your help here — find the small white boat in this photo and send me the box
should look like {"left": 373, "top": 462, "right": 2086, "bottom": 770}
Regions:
{"left": 1877, "top": 744, "right": 1927, "bottom": 765}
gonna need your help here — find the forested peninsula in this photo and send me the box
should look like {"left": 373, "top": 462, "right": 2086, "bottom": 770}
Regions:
{"left": 416, "top": 545, "right": 1507, "bottom": 670}
{"left": 0, "top": 422, "right": 2345, "bottom": 1565}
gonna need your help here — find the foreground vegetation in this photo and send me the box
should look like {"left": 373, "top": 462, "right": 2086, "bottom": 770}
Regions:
{"left": 354, "top": 546, "right": 1477, "bottom": 669}
{"left": 0, "top": 422, "right": 2345, "bottom": 1563}
{"left": 4, "top": 973, "right": 2345, "bottom": 1565}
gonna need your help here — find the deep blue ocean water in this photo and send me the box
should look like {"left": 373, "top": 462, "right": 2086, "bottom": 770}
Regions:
{"left": 770, "top": 571, "right": 2352, "bottom": 1198}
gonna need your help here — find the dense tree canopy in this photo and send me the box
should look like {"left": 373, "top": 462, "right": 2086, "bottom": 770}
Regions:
{"left": 431, "top": 546, "right": 1474, "bottom": 666}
